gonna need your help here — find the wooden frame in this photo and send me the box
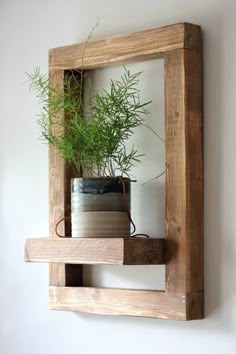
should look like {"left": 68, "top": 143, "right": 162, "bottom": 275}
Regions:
{"left": 25, "top": 22, "right": 203, "bottom": 320}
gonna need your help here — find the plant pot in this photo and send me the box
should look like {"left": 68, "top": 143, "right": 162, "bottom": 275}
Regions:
{"left": 71, "top": 177, "right": 131, "bottom": 238}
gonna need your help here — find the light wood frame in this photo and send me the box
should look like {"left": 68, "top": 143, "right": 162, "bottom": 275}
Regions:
{"left": 28, "top": 22, "right": 203, "bottom": 320}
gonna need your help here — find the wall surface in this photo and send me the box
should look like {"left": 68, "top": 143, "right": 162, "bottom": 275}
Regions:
{"left": 0, "top": 0, "right": 236, "bottom": 353}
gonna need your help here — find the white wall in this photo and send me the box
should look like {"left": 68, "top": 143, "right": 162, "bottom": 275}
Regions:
{"left": 0, "top": 0, "right": 236, "bottom": 353}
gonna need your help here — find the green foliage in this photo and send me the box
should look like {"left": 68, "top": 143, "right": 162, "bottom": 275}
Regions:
{"left": 27, "top": 67, "right": 151, "bottom": 177}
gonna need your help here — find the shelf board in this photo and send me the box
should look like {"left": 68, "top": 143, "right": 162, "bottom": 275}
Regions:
{"left": 49, "top": 286, "right": 204, "bottom": 320}
{"left": 25, "top": 237, "right": 165, "bottom": 265}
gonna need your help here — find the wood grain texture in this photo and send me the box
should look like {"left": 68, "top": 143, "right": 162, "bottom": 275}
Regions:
{"left": 49, "top": 287, "right": 187, "bottom": 320}
{"left": 49, "top": 23, "right": 201, "bottom": 70}
{"left": 164, "top": 48, "right": 203, "bottom": 317}
{"left": 49, "top": 70, "right": 82, "bottom": 286}
{"left": 124, "top": 238, "right": 165, "bottom": 265}
{"left": 186, "top": 293, "right": 204, "bottom": 320}
{"left": 184, "top": 50, "right": 203, "bottom": 295}
{"left": 25, "top": 238, "right": 165, "bottom": 265}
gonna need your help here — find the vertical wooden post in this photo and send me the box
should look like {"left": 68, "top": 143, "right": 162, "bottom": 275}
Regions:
{"left": 164, "top": 48, "right": 203, "bottom": 319}
{"left": 49, "top": 69, "right": 83, "bottom": 287}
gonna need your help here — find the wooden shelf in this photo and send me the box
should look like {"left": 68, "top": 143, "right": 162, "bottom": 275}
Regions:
{"left": 25, "top": 22, "right": 203, "bottom": 320}
{"left": 25, "top": 237, "right": 165, "bottom": 265}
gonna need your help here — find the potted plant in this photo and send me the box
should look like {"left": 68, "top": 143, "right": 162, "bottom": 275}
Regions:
{"left": 27, "top": 67, "right": 151, "bottom": 237}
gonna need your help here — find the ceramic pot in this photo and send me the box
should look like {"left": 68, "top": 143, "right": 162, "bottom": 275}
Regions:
{"left": 71, "top": 177, "right": 130, "bottom": 237}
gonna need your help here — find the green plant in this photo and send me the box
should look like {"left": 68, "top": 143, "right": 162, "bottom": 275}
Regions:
{"left": 27, "top": 67, "right": 151, "bottom": 177}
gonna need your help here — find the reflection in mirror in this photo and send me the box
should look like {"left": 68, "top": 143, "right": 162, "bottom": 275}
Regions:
{"left": 83, "top": 58, "right": 165, "bottom": 290}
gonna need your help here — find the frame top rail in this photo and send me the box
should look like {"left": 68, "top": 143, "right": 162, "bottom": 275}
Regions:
{"left": 49, "top": 22, "right": 201, "bottom": 70}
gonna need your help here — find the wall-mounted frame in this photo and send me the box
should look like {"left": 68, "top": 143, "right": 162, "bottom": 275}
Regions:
{"left": 25, "top": 22, "right": 203, "bottom": 320}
